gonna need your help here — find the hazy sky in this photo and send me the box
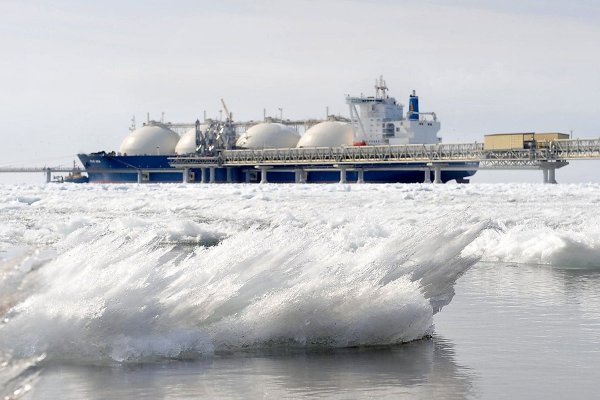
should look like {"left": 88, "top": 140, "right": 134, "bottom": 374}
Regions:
{"left": 1, "top": 0, "right": 599, "bottom": 183}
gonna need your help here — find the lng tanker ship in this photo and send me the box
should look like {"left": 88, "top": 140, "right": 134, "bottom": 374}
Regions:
{"left": 78, "top": 77, "right": 476, "bottom": 183}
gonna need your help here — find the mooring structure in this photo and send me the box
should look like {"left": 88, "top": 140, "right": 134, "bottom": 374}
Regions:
{"left": 2, "top": 138, "right": 600, "bottom": 184}
{"left": 170, "top": 138, "right": 600, "bottom": 184}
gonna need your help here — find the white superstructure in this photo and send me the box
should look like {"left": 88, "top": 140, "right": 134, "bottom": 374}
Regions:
{"left": 346, "top": 76, "right": 440, "bottom": 145}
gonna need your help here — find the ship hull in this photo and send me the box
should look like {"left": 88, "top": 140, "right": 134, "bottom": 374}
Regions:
{"left": 78, "top": 153, "right": 477, "bottom": 184}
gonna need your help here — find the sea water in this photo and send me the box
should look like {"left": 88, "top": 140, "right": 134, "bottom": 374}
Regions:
{"left": 0, "top": 183, "right": 599, "bottom": 399}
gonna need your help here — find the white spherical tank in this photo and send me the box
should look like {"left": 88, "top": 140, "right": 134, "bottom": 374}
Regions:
{"left": 175, "top": 126, "right": 206, "bottom": 155}
{"left": 236, "top": 123, "right": 300, "bottom": 149}
{"left": 296, "top": 121, "right": 354, "bottom": 148}
{"left": 119, "top": 123, "right": 180, "bottom": 155}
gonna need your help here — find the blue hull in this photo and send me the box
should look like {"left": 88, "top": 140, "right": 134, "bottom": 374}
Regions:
{"left": 78, "top": 153, "right": 477, "bottom": 184}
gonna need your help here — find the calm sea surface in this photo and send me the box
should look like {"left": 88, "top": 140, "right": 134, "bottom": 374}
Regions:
{"left": 30, "top": 261, "right": 600, "bottom": 399}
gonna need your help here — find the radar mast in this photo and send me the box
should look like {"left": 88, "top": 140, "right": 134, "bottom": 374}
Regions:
{"left": 375, "top": 75, "right": 388, "bottom": 99}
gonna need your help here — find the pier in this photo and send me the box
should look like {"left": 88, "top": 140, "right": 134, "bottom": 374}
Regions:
{"left": 171, "top": 138, "right": 600, "bottom": 184}
{"left": 2, "top": 138, "right": 600, "bottom": 184}
{"left": 0, "top": 167, "right": 83, "bottom": 183}
{"left": 0, "top": 167, "right": 150, "bottom": 183}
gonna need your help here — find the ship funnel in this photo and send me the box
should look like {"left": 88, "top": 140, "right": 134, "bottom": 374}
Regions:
{"left": 408, "top": 90, "right": 419, "bottom": 121}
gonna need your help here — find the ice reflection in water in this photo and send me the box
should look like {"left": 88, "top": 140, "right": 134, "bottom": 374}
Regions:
{"left": 31, "top": 338, "right": 473, "bottom": 400}
{"left": 436, "top": 261, "right": 600, "bottom": 400}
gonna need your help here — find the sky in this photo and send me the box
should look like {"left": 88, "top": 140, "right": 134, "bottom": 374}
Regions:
{"left": 1, "top": 0, "right": 599, "bottom": 183}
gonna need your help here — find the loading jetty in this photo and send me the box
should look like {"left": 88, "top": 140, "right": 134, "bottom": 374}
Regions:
{"left": 169, "top": 135, "right": 599, "bottom": 184}
{"left": 3, "top": 135, "right": 600, "bottom": 184}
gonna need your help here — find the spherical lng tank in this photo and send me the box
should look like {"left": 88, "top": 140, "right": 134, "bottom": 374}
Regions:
{"left": 175, "top": 125, "right": 207, "bottom": 155}
{"left": 119, "top": 122, "right": 180, "bottom": 155}
{"left": 296, "top": 121, "right": 354, "bottom": 148}
{"left": 236, "top": 123, "right": 300, "bottom": 149}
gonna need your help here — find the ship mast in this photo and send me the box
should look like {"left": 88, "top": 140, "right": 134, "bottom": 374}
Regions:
{"left": 374, "top": 75, "right": 388, "bottom": 99}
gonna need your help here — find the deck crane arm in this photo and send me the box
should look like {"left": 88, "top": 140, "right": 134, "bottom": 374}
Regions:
{"left": 220, "top": 98, "right": 232, "bottom": 122}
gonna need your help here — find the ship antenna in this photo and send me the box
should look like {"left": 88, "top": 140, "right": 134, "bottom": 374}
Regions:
{"left": 130, "top": 115, "right": 136, "bottom": 131}
{"left": 375, "top": 75, "right": 388, "bottom": 99}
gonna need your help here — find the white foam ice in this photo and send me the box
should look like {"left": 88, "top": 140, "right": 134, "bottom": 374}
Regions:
{"left": 456, "top": 183, "right": 600, "bottom": 268}
{"left": 0, "top": 182, "right": 598, "bottom": 364}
